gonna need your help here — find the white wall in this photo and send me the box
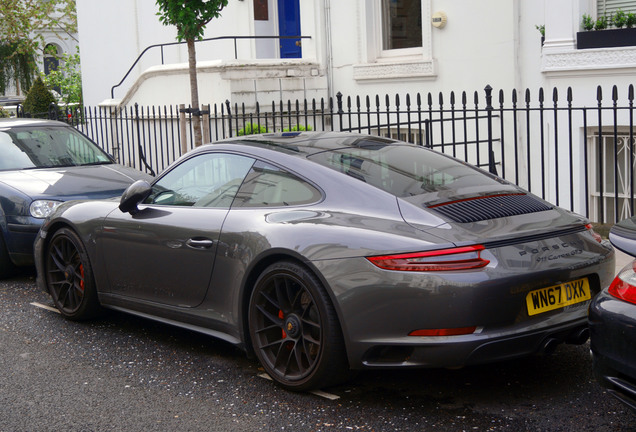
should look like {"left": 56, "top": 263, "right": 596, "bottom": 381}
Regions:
{"left": 77, "top": 0, "right": 253, "bottom": 106}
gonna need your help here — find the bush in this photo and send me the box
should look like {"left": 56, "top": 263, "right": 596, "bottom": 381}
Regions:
{"left": 627, "top": 12, "right": 636, "bottom": 28}
{"left": 594, "top": 15, "right": 608, "bottom": 30}
{"left": 0, "top": 107, "right": 9, "bottom": 118}
{"left": 582, "top": 14, "right": 594, "bottom": 31}
{"left": 283, "top": 124, "right": 313, "bottom": 132}
{"left": 22, "top": 77, "right": 57, "bottom": 118}
{"left": 238, "top": 122, "right": 268, "bottom": 136}
{"left": 614, "top": 9, "right": 627, "bottom": 28}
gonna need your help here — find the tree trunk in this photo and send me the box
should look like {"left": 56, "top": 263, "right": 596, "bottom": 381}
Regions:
{"left": 187, "top": 37, "right": 203, "bottom": 147}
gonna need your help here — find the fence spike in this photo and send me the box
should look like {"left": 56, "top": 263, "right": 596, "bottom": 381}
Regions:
{"left": 613, "top": 85, "right": 619, "bottom": 102}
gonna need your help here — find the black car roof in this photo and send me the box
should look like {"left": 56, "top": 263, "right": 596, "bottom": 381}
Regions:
{"left": 213, "top": 131, "right": 401, "bottom": 157}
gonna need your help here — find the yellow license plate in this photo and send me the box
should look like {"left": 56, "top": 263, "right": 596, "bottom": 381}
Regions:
{"left": 526, "top": 277, "right": 591, "bottom": 316}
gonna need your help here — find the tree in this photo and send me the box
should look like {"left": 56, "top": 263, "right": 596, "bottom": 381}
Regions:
{"left": 0, "top": 0, "right": 77, "bottom": 95}
{"left": 22, "top": 77, "right": 57, "bottom": 117}
{"left": 155, "top": 0, "right": 228, "bottom": 147}
{"left": 41, "top": 47, "right": 83, "bottom": 106}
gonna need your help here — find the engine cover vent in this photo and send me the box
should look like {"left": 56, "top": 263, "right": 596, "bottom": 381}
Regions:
{"left": 429, "top": 194, "right": 553, "bottom": 223}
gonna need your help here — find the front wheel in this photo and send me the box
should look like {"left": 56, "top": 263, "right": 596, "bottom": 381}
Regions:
{"left": 248, "top": 261, "right": 349, "bottom": 391}
{"left": 45, "top": 228, "right": 101, "bottom": 320}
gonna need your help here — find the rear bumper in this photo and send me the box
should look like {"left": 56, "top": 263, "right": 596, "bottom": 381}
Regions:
{"left": 589, "top": 291, "right": 636, "bottom": 411}
{"left": 356, "top": 318, "right": 589, "bottom": 368}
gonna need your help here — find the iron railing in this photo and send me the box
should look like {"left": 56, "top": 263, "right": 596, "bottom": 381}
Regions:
{"left": 20, "top": 84, "right": 636, "bottom": 224}
{"left": 110, "top": 35, "right": 312, "bottom": 99}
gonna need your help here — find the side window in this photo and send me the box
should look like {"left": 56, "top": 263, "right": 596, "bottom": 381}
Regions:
{"left": 232, "top": 161, "right": 322, "bottom": 207}
{"left": 146, "top": 153, "right": 255, "bottom": 208}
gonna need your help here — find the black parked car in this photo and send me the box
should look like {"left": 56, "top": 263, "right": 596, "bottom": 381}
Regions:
{"left": 0, "top": 118, "right": 151, "bottom": 278}
{"left": 590, "top": 217, "right": 636, "bottom": 411}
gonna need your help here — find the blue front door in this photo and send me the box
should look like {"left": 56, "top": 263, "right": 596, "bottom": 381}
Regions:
{"left": 277, "top": 0, "right": 301, "bottom": 58}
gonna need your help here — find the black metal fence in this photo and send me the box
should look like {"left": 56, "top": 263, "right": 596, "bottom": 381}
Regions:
{"left": 20, "top": 84, "right": 636, "bottom": 224}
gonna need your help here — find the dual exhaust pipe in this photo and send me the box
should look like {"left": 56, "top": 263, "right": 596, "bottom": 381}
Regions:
{"left": 540, "top": 327, "right": 590, "bottom": 355}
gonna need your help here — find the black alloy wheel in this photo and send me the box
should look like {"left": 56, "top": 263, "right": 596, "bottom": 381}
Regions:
{"left": 45, "top": 228, "right": 100, "bottom": 320}
{"left": 248, "top": 261, "right": 349, "bottom": 391}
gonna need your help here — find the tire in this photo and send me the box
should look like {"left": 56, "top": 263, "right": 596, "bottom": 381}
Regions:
{"left": 248, "top": 261, "right": 349, "bottom": 391}
{"left": 0, "top": 231, "right": 16, "bottom": 279}
{"left": 44, "top": 228, "right": 101, "bottom": 320}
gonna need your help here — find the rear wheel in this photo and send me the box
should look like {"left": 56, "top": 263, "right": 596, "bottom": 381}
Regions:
{"left": 0, "top": 232, "right": 16, "bottom": 279}
{"left": 45, "top": 228, "right": 101, "bottom": 320}
{"left": 248, "top": 261, "right": 349, "bottom": 391}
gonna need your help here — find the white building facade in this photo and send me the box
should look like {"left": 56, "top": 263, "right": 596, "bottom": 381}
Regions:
{"left": 74, "top": 0, "right": 636, "bottom": 223}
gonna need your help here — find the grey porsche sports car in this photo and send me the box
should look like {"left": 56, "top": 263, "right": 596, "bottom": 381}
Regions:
{"left": 34, "top": 131, "right": 615, "bottom": 391}
{"left": 0, "top": 118, "right": 151, "bottom": 278}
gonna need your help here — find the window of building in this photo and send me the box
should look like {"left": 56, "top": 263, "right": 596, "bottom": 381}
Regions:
{"left": 588, "top": 130, "right": 636, "bottom": 222}
{"left": 597, "top": 0, "right": 636, "bottom": 17}
{"left": 381, "top": 0, "right": 422, "bottom": 51}
{"left": 353, "top": 0, "right": 434, "bottom": 80}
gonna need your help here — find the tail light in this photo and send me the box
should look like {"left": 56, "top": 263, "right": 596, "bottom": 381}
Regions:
{"left": 609, "top": 260, "right": 636, "bottom": 305}
{"left": 585, "top": 223, "right": 603, "bottom": 243}
{"left": 367, "top": 245, "right": 489, "bottom": 272}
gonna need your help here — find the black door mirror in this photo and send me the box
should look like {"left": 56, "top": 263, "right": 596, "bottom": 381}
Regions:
{"left": 119, "top": 180, "right": 152, "bottom": 214}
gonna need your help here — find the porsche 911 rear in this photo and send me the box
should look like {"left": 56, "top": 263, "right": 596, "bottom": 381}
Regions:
{"left": 307, "top": 138, "right": 615, "bottom": 370}
{"left": 318, "top": 217, "right": 614, "bottom": 369}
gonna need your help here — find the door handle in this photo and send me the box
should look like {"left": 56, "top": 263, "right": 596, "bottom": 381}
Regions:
{"left": 295, "top": 40, "right": 302, "bottom": 47}
{"left": 186, "top": 238, "right": 215, "bottom": 249}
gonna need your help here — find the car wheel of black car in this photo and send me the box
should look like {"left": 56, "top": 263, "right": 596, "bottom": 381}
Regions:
{"left": 0, "top": 232, "right": 16, "bottom": 279}
{"left": 45, "top": 228, "right": 101, "bottom": 320}
{"left": 249, "top": 261, "right": 349, "bottom": 391}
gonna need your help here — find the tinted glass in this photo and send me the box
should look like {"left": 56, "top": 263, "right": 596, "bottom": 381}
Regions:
{"left": 307, "top": 143, "right": 504, "bottom": 198}
{"left": 232, "top": 161, "right": 322, "bottom": 207}
{"left": 381, "top": 0, "right": 422, "bottom": 50}
{"left": 0, "top": 126, "right": 112, "bottom": 170}
{"left": 146, "top": 153, "right": 255, "bottom": 208}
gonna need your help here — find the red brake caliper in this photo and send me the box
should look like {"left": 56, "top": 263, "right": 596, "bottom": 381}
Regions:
{"left": 279, "top": 310, "right": 287, "bottom": 339}
{"left": 79, "top": 264, "right": 85, "bottom": 292}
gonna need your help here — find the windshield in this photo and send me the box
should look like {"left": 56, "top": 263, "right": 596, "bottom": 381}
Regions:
{"left": 0, "top": 126, "right": 112, "bottom": 170}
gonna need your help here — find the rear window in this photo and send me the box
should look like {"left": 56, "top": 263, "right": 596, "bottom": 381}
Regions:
{"left": 307, "top": 143, "right": 506, "bottom": 198}
{"left": 0, "top": 126, "right": 112, "bottom": 170}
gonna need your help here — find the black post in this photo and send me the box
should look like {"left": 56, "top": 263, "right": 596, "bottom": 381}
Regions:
{"left": 134, "top": 103, "right": 156, "bottom": 176}
{"left": 336, "top": 92, "right": 343, "bottom": 131}
{"left": 485, "top": 85, "right": 498, "bottom": 175}
{"left": 225, "top": 100, "right": 233, "bottom": 137}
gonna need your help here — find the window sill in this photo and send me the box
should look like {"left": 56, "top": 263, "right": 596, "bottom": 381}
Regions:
{"left": 353, "top": 59, "right": 436, "bottom": 81}
{"left": 541, "top": 45, "right": 636, "bottom": 75}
